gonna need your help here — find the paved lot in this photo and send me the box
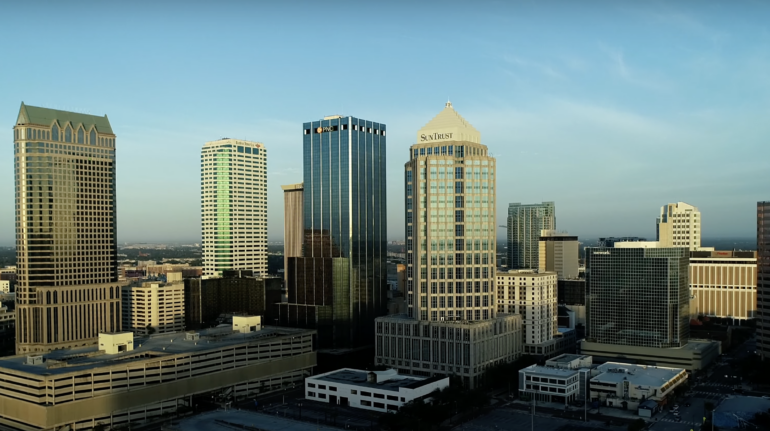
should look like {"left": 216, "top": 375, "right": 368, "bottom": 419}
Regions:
{"left": 461, "top": 407, "right": 620, "bottom": 431}
{"left": 178, "top": 410, "right": 345, "bottom": 431}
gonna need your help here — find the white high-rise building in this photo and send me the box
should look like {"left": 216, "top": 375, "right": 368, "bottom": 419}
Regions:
{"left": 201, "top": 139, "right": 267, "bottom": 277}
{"left": 496, "top": 270, "right": 558, "bottom": 345}
{"left": 656, "top": 202, "right": 701, "bottom": 250}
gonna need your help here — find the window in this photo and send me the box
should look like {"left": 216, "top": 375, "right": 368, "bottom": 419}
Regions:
{"left": 361, "top": 391, "right": 372, "bottom": 397}
{"left": 308, "top": 391, "right": 316, "bottom": 397}
{"left": 361, "top": 400, "right": 372, "bottom": 407}
{"left": 319, "top": 385, "right": 326, "bottom": 389}
{"left": 308, "top": 383, "right": 316, "bottom": 388}
{"left": 387, "top": 395, "right": 399, "bottom": 401}
{"left": 329, "top": 386, "right": 337, "bottom": 391}
{"left": 90, "top": 129, "right": 96, "bottom": 145}
{"left": 374, "top": 393, "right": 385, "bottom": 399}
{"left": 373, "top": 402, "right": 385, "bottom": 409}
{"left": 351, "top": 390, "right": 357, "bottom": 394}
{"left": 319, "top": 393, "right": 327, "bottom": 399}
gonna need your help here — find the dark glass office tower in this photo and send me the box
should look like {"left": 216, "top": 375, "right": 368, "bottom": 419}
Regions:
{"left": 585, "top": 246, "right": 689, "bottom": 348}
{"left": 757, "top": 202, "right": 770, "bottom": 359}
{"left": 280, "top": 116, "right": 387, "bottom": 349}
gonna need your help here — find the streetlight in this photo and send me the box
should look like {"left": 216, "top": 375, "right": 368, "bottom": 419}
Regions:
{"left": 298, "top": 402, "right": 303, "bottom": 420}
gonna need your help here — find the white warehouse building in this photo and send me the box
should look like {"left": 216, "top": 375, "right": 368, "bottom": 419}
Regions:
{"left": 305, "top": 369, "right": 449, "bottom": 413}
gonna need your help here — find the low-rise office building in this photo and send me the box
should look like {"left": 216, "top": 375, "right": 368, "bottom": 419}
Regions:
{"left": 519, "top": 354, "right": 592, "bottom": 405}
{"left": 305, "top": 368, "right": 449, "bottom": 413}
{"left": 579, "top": 339, "right": 719, "bottom": 371}
{"left": 590, "top": 362, "right": 687, "bottom": 411}
{"left": 0, "top": 323, "right": 316, "bottom": 431}
{"left": 689, "top": 250, "right": 757, "bottom": 320}
{"left": 374, "top": 314, "right": 522, "bottom": 389}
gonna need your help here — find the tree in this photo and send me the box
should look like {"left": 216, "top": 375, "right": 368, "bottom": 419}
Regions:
{"left": 705, "top": 402, "right": 715, "bottom": 412}
{"left": 146, "top": 324, "right": 156, "bottom": 335}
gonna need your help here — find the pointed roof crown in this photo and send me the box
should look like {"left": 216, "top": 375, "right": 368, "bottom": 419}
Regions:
{"left": 416, "top": 101, "right": 480, "bottom": 144}
{"left": 16, "top": 102, "right": 113, "bottom": 135}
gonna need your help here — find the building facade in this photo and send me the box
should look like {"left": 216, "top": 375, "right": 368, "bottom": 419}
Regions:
{"left": 496, "top": 270, "right": 558, "bottom": 345}
{"left": 184, "top": 271, "right": 283, "bottom": 330}
{"left": 539, "top": 231, "right": 579, "bottom": 279}
{"left": 201, "top": 139, "right": 267, "bottom": 277}
{"left": 690, "top": 250, "right": 757, "bottom": 320}
{"left": 597, "top": 237, "right": 647, "bottom": 247}
{"left": 656, "top": 202, "right": 702, "bottom": 250}
{"left": 281, "top": 183, "right": 303, "bottom": 285}
{"left": 590, "top": 362, "right": 687, "bottom": 411}
{"left": 586, "top": 246, "right": 689, "bottom": 348}
{"left": 121, "top": 281, "right": 185, "bottom": 336}
{"left": 758, "top": 202, "right": 770, "bottom": 359}
{"left": 13, "top": 103, "right": 122, "bottom": 354}
{"left": 0, "top": 325, "right": 315, "bottom": 431}
{"left": 305, "top": 368, "right": 449, "bottom": 413}
{"left": 507, "top": 202, "right": 556, "bottom": 270}
{"left": 280, "top": 115, "right": 387, "bottom": 349}
{"left": 374, "top": 314, "right": 522, "bottom": 389}
{"left": 404, "top": 102, "right": 496, "bottom": 322}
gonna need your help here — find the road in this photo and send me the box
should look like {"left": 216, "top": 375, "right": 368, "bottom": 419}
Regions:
{"left": 650, "top": 335, "right": 759, "bottom": 431}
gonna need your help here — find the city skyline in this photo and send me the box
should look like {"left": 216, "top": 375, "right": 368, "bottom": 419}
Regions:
{"left": 2, "top": 2, "right": 769, "bottom": 245}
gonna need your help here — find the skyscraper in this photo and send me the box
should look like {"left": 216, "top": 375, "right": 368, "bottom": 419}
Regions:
{"left": 404, "top": 102, "right": 496, "bottom": 322}
{"left": 280, "top": 115, "right": 387, "bottom": 349}
{"left": 507, "top": 202, "right": 556, "bottom": 269}
{"left": 201, "top": 139, "right": 267, "bottom": 277}
{"left": 282, "top": 183, "right": 303, "bottom": 286}
{"left": 539, "top": 230, "right": 579, "bottom": 279}
{"left": 375, "top": 103, "right": 522, "bottom": 388}
{"left": 13, "top": 103, "right": 122, "bottom": 353}
{"left": 586, "top": 245, "right": 689, "bottom": 348}
{"left": 757, "top": 202, "right": 770, "bottom": 359}
{"left": 656, "top": 202, "right": 701, "bottom": 250}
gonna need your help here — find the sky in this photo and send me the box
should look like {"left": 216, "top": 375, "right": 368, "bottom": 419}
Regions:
{"left": 1, "top": 0, "right": 769, "bottom": 246}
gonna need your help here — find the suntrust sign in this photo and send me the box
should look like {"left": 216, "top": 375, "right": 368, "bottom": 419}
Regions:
{"left": 420, "top": 132, "right": 453, "bottom": 142}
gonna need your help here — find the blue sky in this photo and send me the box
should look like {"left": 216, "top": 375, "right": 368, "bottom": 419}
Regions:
{"left": 1, "top": 1, "right": 768, "bottom": 245}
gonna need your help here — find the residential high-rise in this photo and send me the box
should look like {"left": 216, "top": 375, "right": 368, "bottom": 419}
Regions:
{"left": 496, "top": 270, "right": 558, "bottom": 345}
{"left": 375, "top": 102, "right": 523, "bottom": 388}
{"left": 121, "top": 280, "right": 185, "bottom": 336}
{"left": 586, "top": 245, "right": 689, "bottom": 348}
{"left": 757, "top": 202, "right": 770, "bottom": 359}
{"left": 507, "top": 202, "right": 556, "bottom": 269}
{"left": 539, "top": 230, "right": 579, "bottom": 279}
{"left": 201, "top": 139, "right": 267, "bottom": 277}
{"left": 282, "top": 183, "right": 303, "bottom": 285}
{"left": 13, "top": 103, "right": 122, "bottom": 354}
{"left": 280, "top": 115, "right": 387, "bottom": 349}
{"left": 656, "top": 202, "right": 701, "bottom": 250}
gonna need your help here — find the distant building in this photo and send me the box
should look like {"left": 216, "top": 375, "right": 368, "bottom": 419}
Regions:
{"left": 596, "top": 237, "right": 647, "bottom": 247}
{"left": 539, "top": 230, "right": 579, "bottom": 279}
{"left": 689, "top": 250, "right": 757, "bottom": 320}
{"left": 0, "top": 280, "right": 12, "bottom": 294}
{"left": 757, "top": 202, "right": 770, "bottom": 360}
{"left": 122, "top": 281, "right": 185, "bottom": 336}
{"left": 201, "top": 139, "right": 268, "bottom": 277}
{"left": 507, "top": 202, "right": 556, "bottom": 270}
{"left": 0, "top": 304, "right": 15, "bottom": 354}
{"left": 184, "top": 271, "right": 283, "bottom": 330}
{"left": 558, "top": 279, "right": 586, "bottom": 306}
{"left": 305, "top": 368, "right": 449, "bottom": 413}
{"left": 0, "top": 324, "right": 315, "bottom": 431}
{"left": 281, "top": 183, "right": 303, "bottom": 286}
{"left": 656, "top": 202, "right": 702, "bottom": 250}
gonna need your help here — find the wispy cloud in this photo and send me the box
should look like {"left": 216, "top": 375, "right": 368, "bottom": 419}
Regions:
{"left": 501, "top": 54, "right": 566, "bottom": 80}
{"left": 599, "top": 44, "right": 670, "bottom": 91}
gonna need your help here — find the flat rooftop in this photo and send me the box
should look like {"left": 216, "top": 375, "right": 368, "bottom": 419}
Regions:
{"left": 180, "top": 410, "right": 343, "bottom": 431}
{"left": 549, "top": 354, "right": 590, "bottom": 364}
{"left": 521, "top": 365, "right": 579, "bottom": 377}
{"left": 0, "top": 325, "right": 313, "bottom": 377}
{"left": 592, "top": 363, "right": 684, "bottom": 387}
{"left": 310, "top": 369, "right": 445, "bottom": 392}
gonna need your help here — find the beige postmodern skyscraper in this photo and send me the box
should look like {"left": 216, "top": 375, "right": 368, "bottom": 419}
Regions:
{"left": 13, "top": 103, "right": 123, "bottom": 354}
{"left": 656, "top": 202, "right": 702, "bottom": 250}
{"left": 374, "top": 102, "right": 522, "bottom": 388}
{"left": 281, "top": 183, "right": 303, "bottom": 285}
{"left": 201, "top": 139, "right": 267, "bottom": 277}
{"left": 405, "top": 102, "right": 496, "bottom": 322}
